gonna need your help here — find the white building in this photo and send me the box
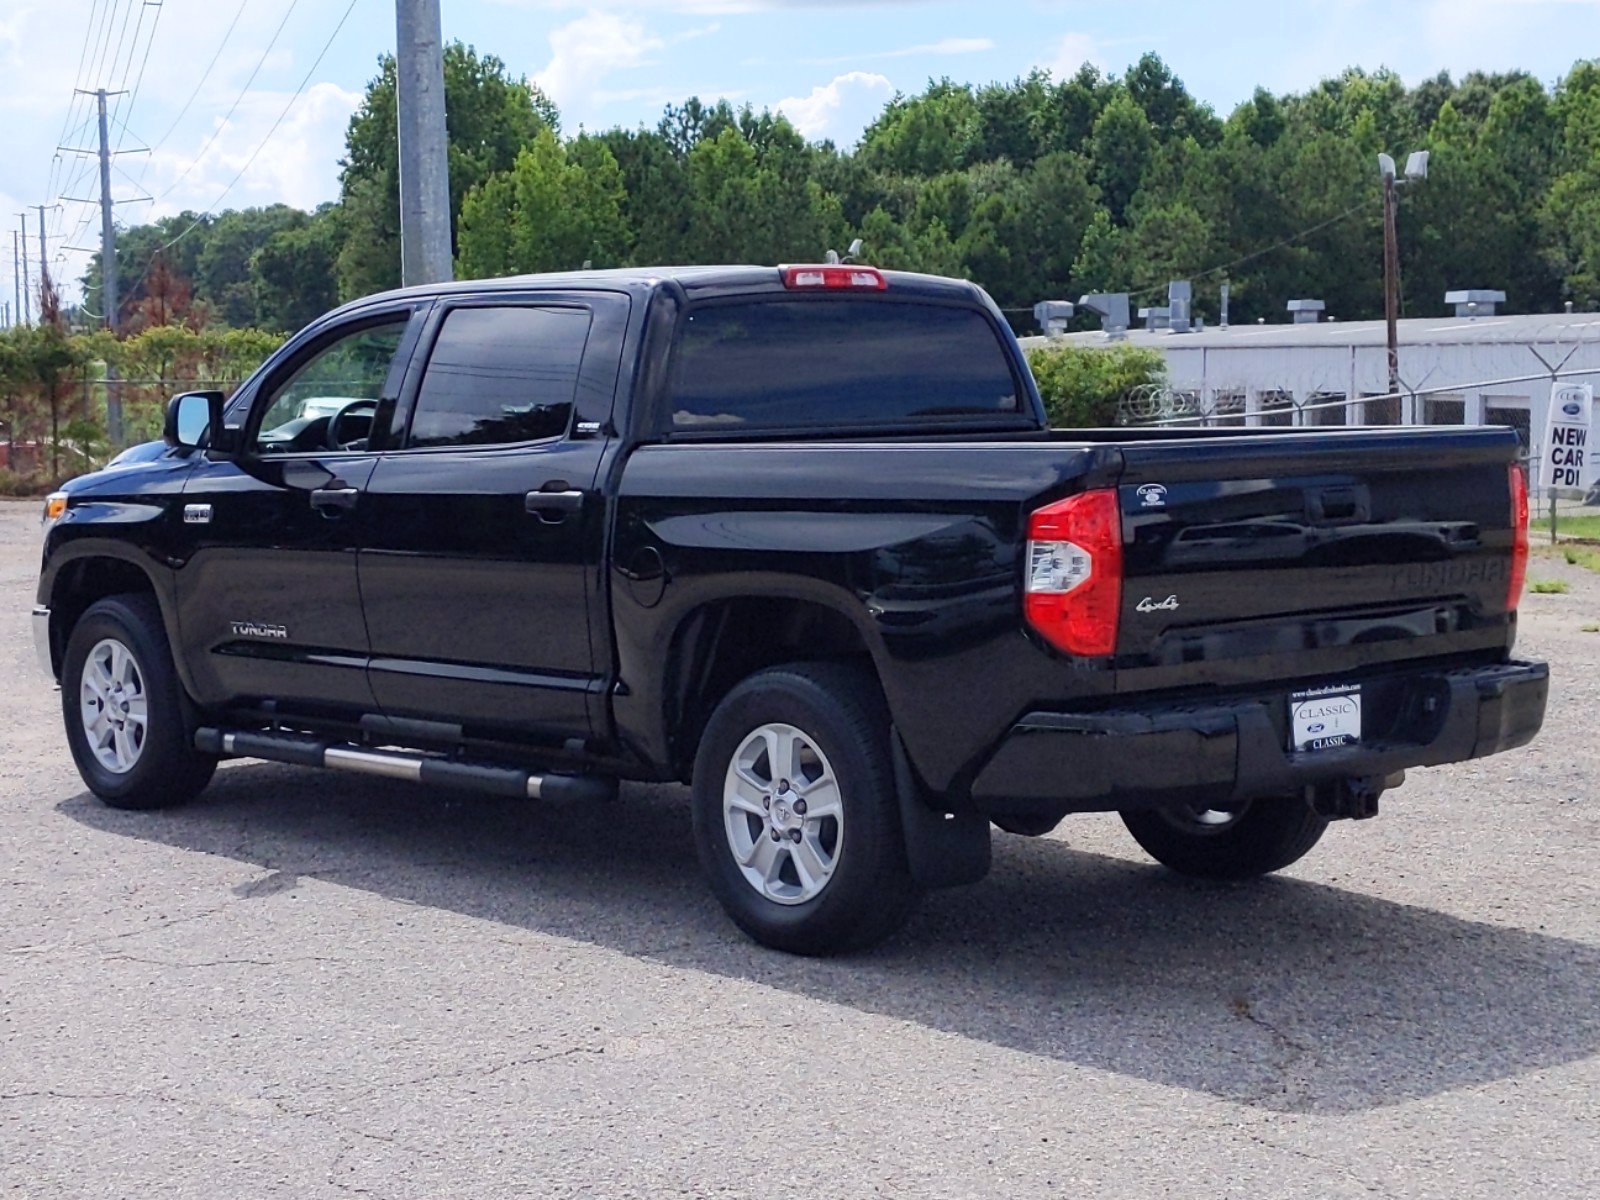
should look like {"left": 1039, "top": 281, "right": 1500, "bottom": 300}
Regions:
{"left": 1028, "top": 305, "right": 1600, "bottom": 459}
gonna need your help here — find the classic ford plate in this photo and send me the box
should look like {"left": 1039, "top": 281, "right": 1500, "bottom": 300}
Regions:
{"left": 1289, "top": 685, "right": 1362, "bottom": 752}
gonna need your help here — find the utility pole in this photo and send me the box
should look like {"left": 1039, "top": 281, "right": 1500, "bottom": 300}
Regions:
{"left": 395, "top": 0, "right": 453, "bottom": 285}
{"left": 17, "top": 217, "right": 31, "bottom": 326}
{"left": 94, "top": 91, "right": 118, "bottom": 337}
{"left": 61, "top": 88, "right": 133, "bottom": 444}
{"left": 31, "top": 204, "right": 57, "bottom": 315}
{"left": 11, "top": 231, "right": 21, "bottom": 327}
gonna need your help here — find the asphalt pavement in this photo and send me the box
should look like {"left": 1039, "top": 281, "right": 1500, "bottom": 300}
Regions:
{"left": 3, "top": 501, "right": 1599, "bottom": 1198}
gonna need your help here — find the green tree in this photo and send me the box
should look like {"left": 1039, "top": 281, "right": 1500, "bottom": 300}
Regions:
{"left": 1090, "top": 93, "right": 1155, "bottom": 221}
{"left": 194, "top": 205, "right": 308, "bottom": 326}
{"left": 860, "top": 80, "right": 983, "bottom": 176}
{"left": 456, "top": 130, "right": 630, "bottom": 277}
{"left": 337, "top": 42, "right": 558, "bottom": 297}
{"left": 251, "top": 205, "right": 342, "bottom": 332}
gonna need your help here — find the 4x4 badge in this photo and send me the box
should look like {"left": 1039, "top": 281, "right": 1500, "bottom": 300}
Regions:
{"left": 1137, "top": 595, "right": 1180, "bottom": 613}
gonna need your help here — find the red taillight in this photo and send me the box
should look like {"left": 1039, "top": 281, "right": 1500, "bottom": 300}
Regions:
{"left": 1508, "top": 463, "right": 1529, "bottom": 611}
{"left": 781, "top": 265, "right": 888, "bottom": 291}
{"left": 1025, "top": 489, "right": 1123, "bottom": 657}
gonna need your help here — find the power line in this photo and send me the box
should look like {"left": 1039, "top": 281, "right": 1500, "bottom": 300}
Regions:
{"left": 143, "top": 0, "right": 250, "bottom": 157}
{"left": 53, "top": 0, "right": 135, "bottom": 246}
{"left": 123, "top": 0, "right": 361, "bottom": 300}
{"left": 46, "top": 0, "right": 108, "bottom": 213}
{"left": 154, "top": 0, "right": 304, "bottom": 203}
{"left": 111, "top": 2, "right": 165, "bottom": 156}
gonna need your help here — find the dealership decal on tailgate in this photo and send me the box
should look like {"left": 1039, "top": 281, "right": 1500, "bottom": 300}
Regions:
{"left": 1290, "top": 685, "right": 1362, "bottom": 752}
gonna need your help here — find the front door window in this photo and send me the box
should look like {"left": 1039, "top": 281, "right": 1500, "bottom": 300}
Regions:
{"left": 255, "top": 320, "right": 409, "bottom": 454}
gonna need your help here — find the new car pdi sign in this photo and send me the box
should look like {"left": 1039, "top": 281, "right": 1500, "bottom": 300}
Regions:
{"left": 1539, "top": 383, "right": 1595, "bottom": 494}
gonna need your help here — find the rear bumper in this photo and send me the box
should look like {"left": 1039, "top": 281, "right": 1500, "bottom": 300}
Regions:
{"left": 968, "top": 659, "right": 1548, "bottom": 814}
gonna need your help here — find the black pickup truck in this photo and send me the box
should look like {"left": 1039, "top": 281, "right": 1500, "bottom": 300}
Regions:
{"left": 35, "top": 264, "right": 1547, "bottom": 954}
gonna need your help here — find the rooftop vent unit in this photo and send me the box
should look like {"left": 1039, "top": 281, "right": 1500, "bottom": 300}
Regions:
{"left": 1078, "top": 293, "right": 1129, "bottom": 339}
{"left": 1445, "top": 289, "right": 1506, "bottom": 318}
{"left": 1139, "top": 306, "right": 1171, "bottom": 331}
{"left": 1167, "top": 281, "right": 1193, "bottom": 334}
{"left": 1287, "top": 299, "right": 1325, "bottom": 325}
{"left": 1032, "top": 300, "right": 1076, "bottom": 337}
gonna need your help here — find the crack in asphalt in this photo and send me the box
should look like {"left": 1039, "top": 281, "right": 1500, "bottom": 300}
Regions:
{"left": 98, "top": 951, "right": 347, "bottom": 969}
{"left": 1230, "top": 995, "right": 1319, "bottom": 1108}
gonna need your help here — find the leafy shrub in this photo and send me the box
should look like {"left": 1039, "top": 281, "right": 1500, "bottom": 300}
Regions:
{"left": 1024, "top": 342, "right": 1167, "bottom": 428}
{"left": 0, "top": 468, "right": 61, "bottom": 498}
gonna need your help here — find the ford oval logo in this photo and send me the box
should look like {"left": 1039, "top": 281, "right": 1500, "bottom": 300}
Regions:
{"left": 1563, "top": 402, "right": 1584, "bottom": 417}
{"left": 1308, "top": 722, "right": 1326, "bottom": 734}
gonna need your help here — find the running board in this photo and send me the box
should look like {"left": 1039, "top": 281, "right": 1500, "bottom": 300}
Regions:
{"left": 194, "top": 728, "right": 618, "bottom": 804}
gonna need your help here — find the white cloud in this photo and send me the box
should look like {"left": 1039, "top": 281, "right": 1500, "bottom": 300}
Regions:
{"left": 1046, "top": 32, "right": 1104, "bottom": 77}
{"left": 535, "top": 11, "right": 666, "bottom": 112}
{"left": 777, "top": 71, "right": 893, "bottom": 140}
{"left": 804, "top": 36, "right": 994, "bottom": 66}
{"left": 493, "top": 0, "right": 935, "bottom": 11}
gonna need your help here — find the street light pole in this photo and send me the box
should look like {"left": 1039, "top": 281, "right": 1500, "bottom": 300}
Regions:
{"left": 1378, "top": 151, "right": 1428, "bottom": 421}
{"left": 1382, "top": 170, "right": 1400, "bottom": 401}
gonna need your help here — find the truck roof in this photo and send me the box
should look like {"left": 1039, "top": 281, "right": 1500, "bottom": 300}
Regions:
{"left": 347, "top": 265, "right": 992, "bottom": 311}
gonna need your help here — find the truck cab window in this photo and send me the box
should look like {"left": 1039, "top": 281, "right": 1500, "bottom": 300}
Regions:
{"left": 407, "top": 306, "right": 591, "bottom": 449}
{"left": 668, "top": 300, "right": 1020, "bottom": 432}
{"left": 255, "top": 320, "right": 409, "bottom": 453}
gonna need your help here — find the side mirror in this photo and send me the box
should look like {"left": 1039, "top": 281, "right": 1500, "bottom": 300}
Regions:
{"left": 163, "top": 391, "right": 228, "bottom": 455}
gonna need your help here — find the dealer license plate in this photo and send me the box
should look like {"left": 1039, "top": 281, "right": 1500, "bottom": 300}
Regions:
{"left": 1289, "top": 685, "right": 1362, "bottom": 752}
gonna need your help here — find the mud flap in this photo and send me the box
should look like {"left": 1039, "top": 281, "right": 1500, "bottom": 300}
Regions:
{"left": 892, "top": 730, "right": 991, "bottom": 890}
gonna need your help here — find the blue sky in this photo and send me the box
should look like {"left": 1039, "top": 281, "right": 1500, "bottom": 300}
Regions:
{"left": 2, "top": 0, "right": 1598, "bottom": 305}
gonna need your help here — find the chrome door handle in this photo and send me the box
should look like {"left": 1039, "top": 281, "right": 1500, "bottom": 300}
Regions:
{"left": 524, "top": 489, "right": 584, "bottom": 524}
{"left": 311, "top": 487, "right": 360, "bottom": 516}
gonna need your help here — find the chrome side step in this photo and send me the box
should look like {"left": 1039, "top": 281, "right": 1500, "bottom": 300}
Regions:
{"left": 194, "top": 728, "right": 618, "bottom": 804}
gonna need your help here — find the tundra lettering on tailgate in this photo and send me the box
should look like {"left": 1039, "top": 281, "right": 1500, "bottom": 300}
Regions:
{"left": 1391, "top": 557, "right": 1506, "bottom": 594}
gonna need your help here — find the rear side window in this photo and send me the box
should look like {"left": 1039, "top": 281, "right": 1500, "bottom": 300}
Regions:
{"left": 408, "top": 306, "right": 592, "bottom": 448}
{"left": 667, "top": 299, "right": 1020, "bottom": 431}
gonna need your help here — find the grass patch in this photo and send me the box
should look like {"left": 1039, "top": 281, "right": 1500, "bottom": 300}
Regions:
{"left": 1532, "top": 513, "right": 1600, "bottom": 540}
{"left": 1562, "top": 545, "right": 1600, "bottom": 573}
{"left": 1530, "top": 579, "right": 1571, "bottom": 594}
{"left": 1584, "top": 624, "right": 1600, "bottom": 634}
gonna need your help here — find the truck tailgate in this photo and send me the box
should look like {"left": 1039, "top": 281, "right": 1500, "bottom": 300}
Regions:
{"left": 1113, "top": 427, "right": 1523, "bottom": 692}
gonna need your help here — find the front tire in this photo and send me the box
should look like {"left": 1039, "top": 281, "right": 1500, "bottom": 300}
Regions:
{"left": 62, "top": 594, "right": 216, "bottom": 810}
{"left": 691, "top": 663, "right": 921, "bottom": 955}
{"left": 1120, "top": 796, "right": 1328, "bottom": 880}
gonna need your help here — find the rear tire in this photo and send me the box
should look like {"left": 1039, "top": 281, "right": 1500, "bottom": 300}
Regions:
{"left": 62, "top": 594, "right": 216, "bottom": 810}
{"left": 691, "top": 663, "right": 921, "bottom": 956}
{"left": 1120, "top": 796, "right": 1327, "bottom": 880}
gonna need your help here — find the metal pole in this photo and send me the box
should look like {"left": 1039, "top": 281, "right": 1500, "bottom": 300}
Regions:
{"left": 33, "top": 205, "right": 51, "bottom": 314}
{"left": 96, "top": 89, "right": 124, "bottom": 446}
{"left": 395, "top": 0, "right": 453, "bottom": 286}
{"left": 11, "top": 232, "right": 20, "bottom": 327}
{"left": 18, "top": 217, "right": 31, "bottom": 326}
{"left": 1383, "top": 174, "right": 1401, "bottom": 405}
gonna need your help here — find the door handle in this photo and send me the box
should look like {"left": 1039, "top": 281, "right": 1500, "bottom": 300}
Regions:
{"left": 524, "top": 488, "right": 584, "bottom": 524}
{"left": 311, "top": 487, "right": 360, "bottom": 516}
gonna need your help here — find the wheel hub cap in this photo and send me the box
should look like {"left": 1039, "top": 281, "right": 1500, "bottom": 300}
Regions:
{"left": 722, "top": 722, "right": 844, "bottom": 906}
{"left": 79, "top": 637, "right": 148, "bottom": 775}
